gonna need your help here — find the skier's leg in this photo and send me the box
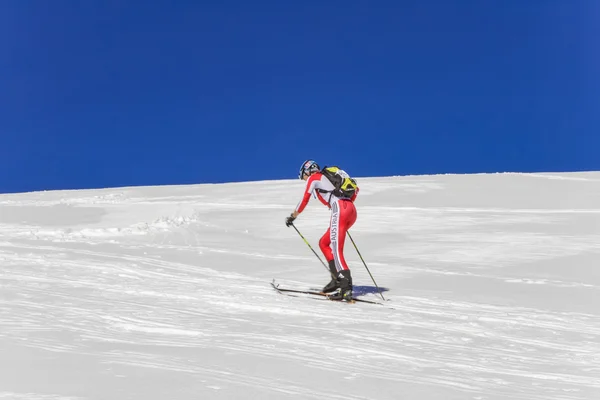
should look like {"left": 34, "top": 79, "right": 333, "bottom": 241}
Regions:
{"left": 329, "top": 200, "right": 357, "bottom": 300}
{"left": 318, "top": 227, "right": 333, "bottom": 262}
{"left": 331, "top": 200, "right": 357, "bottom": 272}
{"left": 319, "top": 221, "right": 339, "bottom": 292}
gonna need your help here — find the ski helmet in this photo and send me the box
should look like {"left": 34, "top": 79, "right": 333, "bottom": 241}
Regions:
{"left": 298, "top": 160, "right": 320, "bottom": 179}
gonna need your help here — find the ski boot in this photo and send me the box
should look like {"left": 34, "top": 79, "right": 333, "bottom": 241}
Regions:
{"left": 321, "top": 260, "right": 340, "bottom": 293}
{"left": 328, "top": 270, "right": 353, "bottom": 301}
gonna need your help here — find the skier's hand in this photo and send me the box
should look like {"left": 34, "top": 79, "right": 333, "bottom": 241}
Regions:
{"left": 285, "top": 213, "right": 296, "bottom": 227}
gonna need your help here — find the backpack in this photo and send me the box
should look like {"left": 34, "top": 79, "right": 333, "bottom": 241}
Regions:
{"left": 319, "top": 166, "right": 358, "bottom": 199}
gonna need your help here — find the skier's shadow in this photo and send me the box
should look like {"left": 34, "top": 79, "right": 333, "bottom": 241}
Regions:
{"left": 352, "top": 285, "right": 390, "bottom": 297}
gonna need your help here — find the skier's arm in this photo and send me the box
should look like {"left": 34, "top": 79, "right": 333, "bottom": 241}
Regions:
{"left": 292, "top": 193, "right": 310, "bottom": 218}
{"left": 293, "top": 175, "right": 319, "bottom": 216}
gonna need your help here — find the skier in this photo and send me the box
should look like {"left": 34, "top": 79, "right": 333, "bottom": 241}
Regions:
{"left": 285, "top": 160, "right": 359, "bottom": 301}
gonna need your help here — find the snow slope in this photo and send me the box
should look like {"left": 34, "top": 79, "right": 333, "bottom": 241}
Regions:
{"left": 1, "top": 172, "right": 599, "bottom": 400}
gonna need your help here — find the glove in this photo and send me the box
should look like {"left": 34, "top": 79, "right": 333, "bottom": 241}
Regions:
{"left": 285, "top": 214, "right": 296, "bottom": 227}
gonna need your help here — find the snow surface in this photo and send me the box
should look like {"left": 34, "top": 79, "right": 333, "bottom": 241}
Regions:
{"left": 1, "top": 172, "right": 599, "bottom": 400}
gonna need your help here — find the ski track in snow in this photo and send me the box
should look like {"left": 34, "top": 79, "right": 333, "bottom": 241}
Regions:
{"left": 1, "top": 173, "right": 599, "bottom": 400}
{"left": 0, "top": 394, "right": 83, "bottom": 400}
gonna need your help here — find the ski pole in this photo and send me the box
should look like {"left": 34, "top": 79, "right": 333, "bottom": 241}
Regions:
{"left": 290, "top": 223, "right": 332, "bottom": 277}
{"left": 347, "top": 231, "right": 385, "bottom": 301}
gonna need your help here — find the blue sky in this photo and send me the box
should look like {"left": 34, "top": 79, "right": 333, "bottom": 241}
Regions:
{"left": 1, "top": 1, "right": 598, "bottom": 193}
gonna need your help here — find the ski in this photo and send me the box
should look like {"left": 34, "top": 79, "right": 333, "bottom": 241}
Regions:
{"left": 271, "top": 280, "right": 384, "bottom": 306}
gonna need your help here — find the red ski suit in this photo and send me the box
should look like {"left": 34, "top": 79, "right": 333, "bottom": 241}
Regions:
{"left": 295, "top": 172, "right": 359, "bottom": 272}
